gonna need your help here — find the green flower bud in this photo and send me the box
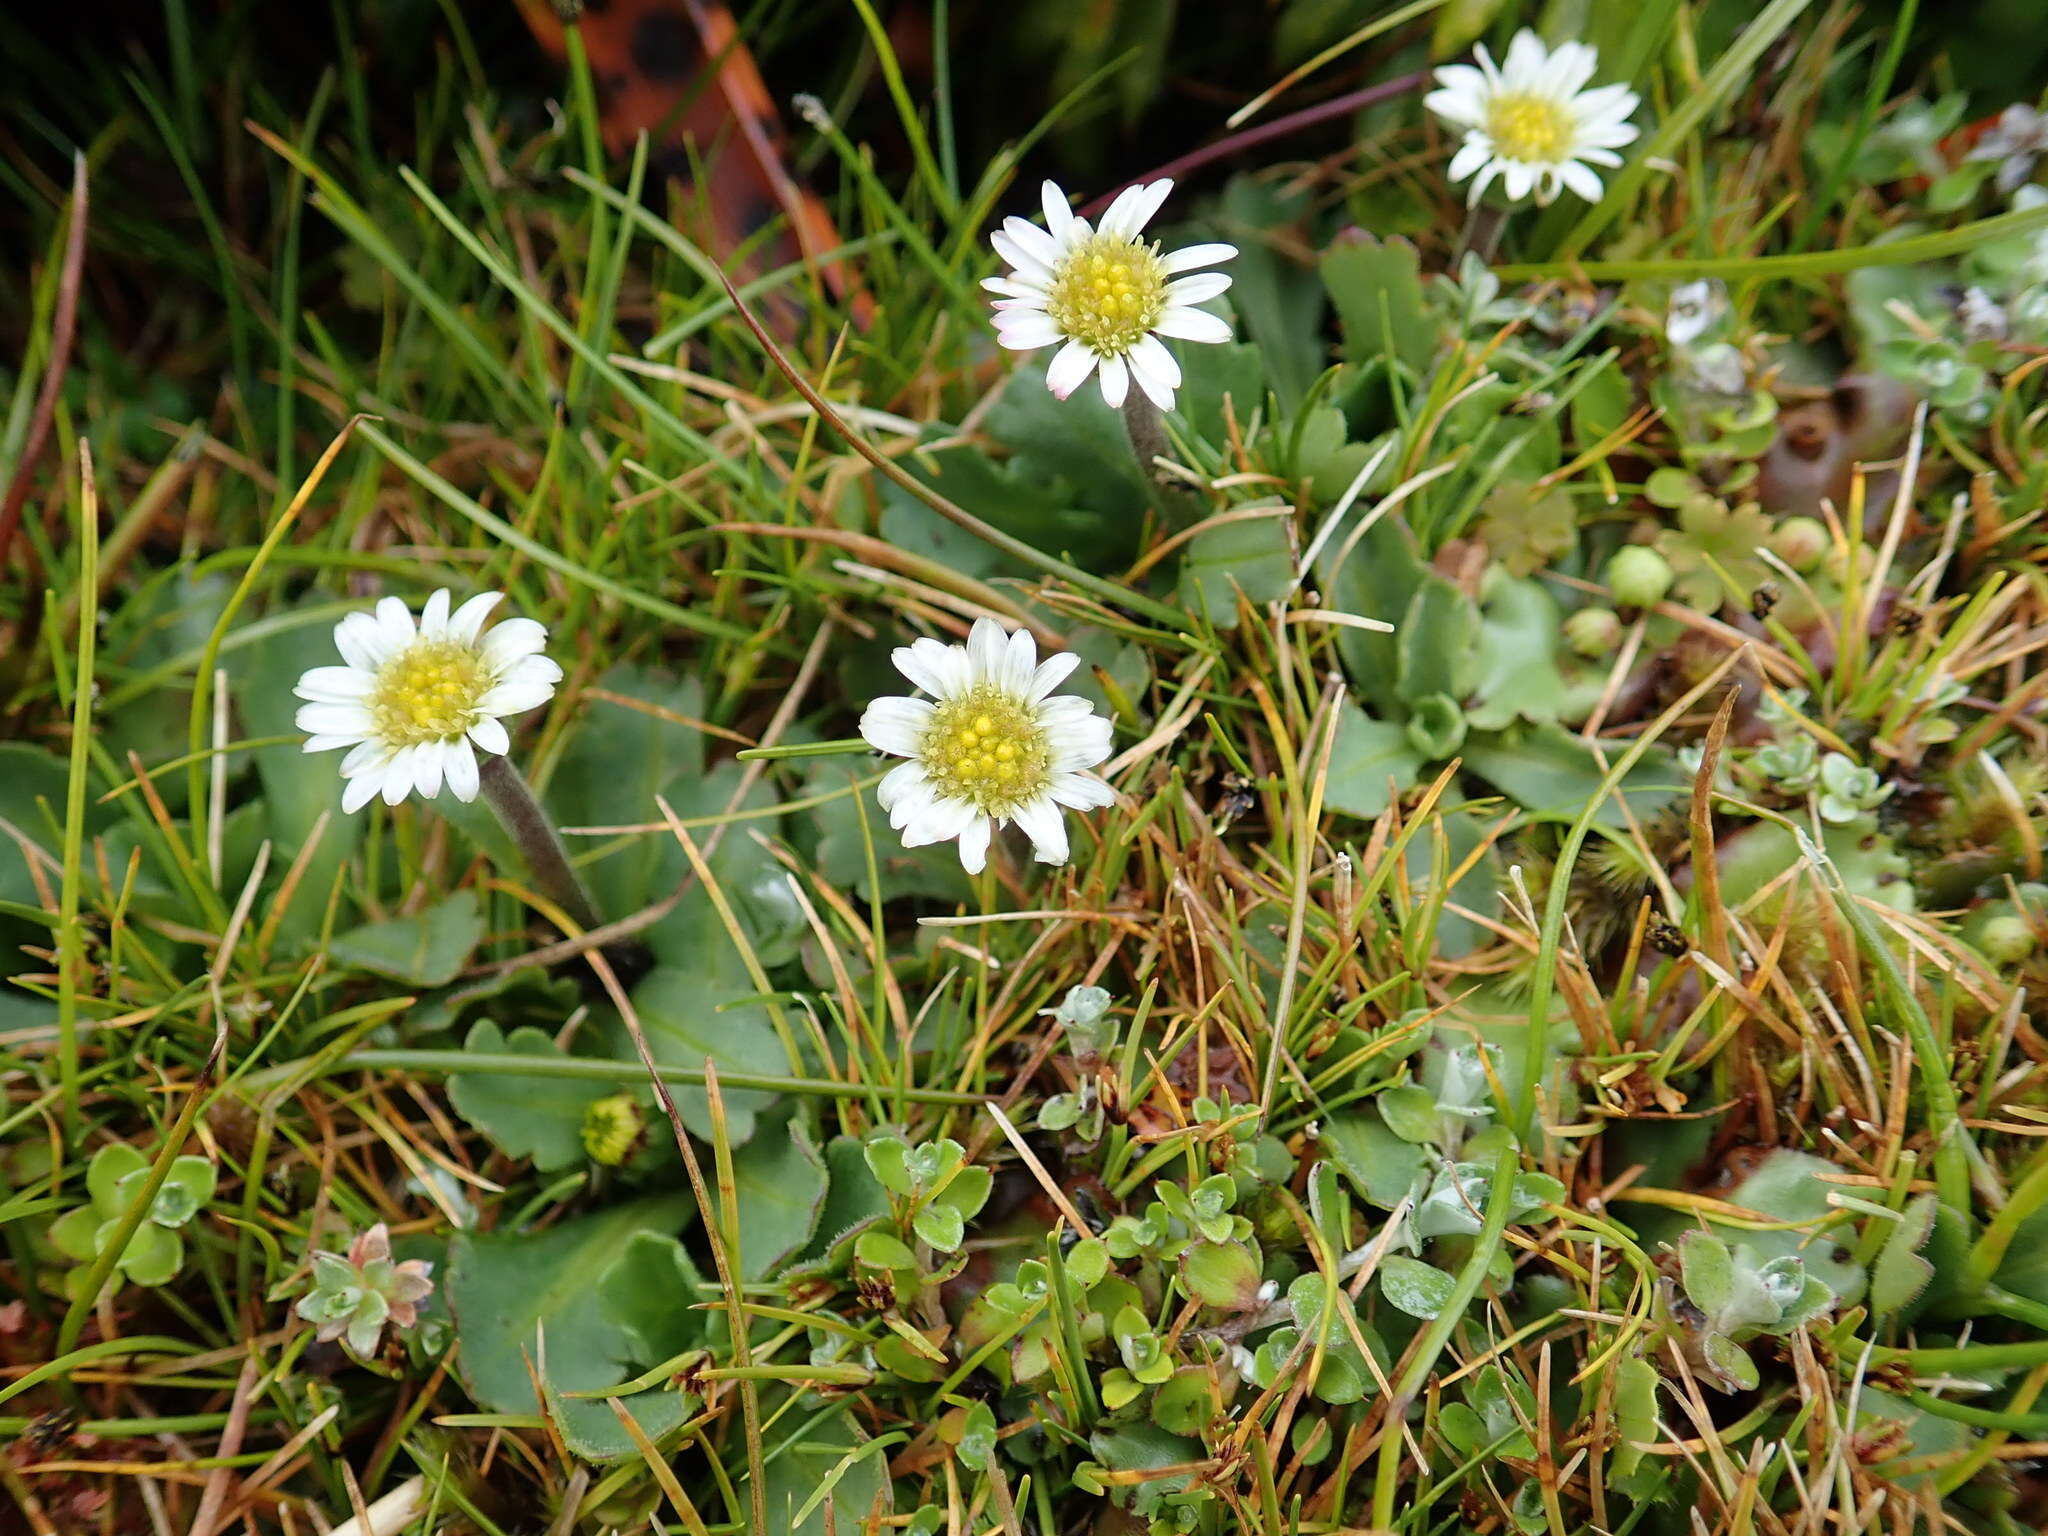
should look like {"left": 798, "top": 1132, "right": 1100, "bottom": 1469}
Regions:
{"left": 1605, "top": 546, "right": 1674, "bottom": 610}
{"left": 1769, "top": 516, "right": 1829, "bottom": 574}
{"left": 1977, "top": 913, "right": 2036, "bottom": 967}
{"left": 581, "top": 1094, "right": 646, "bottom": 1167}
{"left": 1564, "top": 607, "right": 1623, "bottom": 658}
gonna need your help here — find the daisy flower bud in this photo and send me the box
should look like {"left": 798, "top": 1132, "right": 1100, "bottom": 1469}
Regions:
{"left": 1426, "top": 30, "right": 1639, "bottom": 206}
{"left": 859, "top": 618, "right": 1116, "bottom": 875}
{"left": 293, "top": 589, "right": 561, "bottom": 814}
{"left": 984, "top": 178, "right": 1236, "bottom": 412}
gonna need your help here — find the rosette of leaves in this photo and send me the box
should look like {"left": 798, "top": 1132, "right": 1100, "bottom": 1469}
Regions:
{"left": 295, "top": 1223, "right": 436, "bottom": 1359}
{"left": 1105, "top": 1172, "right": 1269, "bottom": 1313}
{"left": 1876, "top": 336, "right": 1990, "bottom": 422}
{"left": 1647, "top": 472, "right": 1776, "bottom": 611}
{"left": 50, "top": 1143, "right": 215, "bottom": 1290}
{"left": 863, "top": 1134, "right": 992, "bottom": 1256}
{"left": 1668, "top": 1229, "right": 1837, "bottom": 1391}
{"left": 1650, "top": 374, "right": 1778, "bottom": 492}
{"left": 1475, "top": 480, "right": 1577, "bottom": 577}
{"left": 1816, "top": 752, "right": 1893, "bottom": 824}
{"left": 1321, "top": 520, "right": 1675, "bottom": 824}
{"left": 1247, "top": 1274, "right": 1387, "bottom": 1404}
{"left": 1750, "top": 733, "right": 1820, "bottom": 795}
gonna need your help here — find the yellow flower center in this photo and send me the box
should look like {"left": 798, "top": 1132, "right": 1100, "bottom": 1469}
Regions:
{"left": 1487, "top": 92, "right": 1574, "bottom": 163}
{"left": 369, "top": 640, "right": 489, "bottom": 746}
{"left": 920, "top": 686, "right": 1053, "bottom": 816}
{"left": 1045, "top": 232, "right": 1169, "bottom": 357}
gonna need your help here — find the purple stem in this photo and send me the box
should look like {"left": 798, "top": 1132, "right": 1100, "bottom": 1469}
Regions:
{"left": 1079, "top": 71, "right": 1432, "bottom": 219}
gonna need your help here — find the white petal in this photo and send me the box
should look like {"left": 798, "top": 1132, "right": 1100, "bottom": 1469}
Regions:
{"left": 482, "top": 618, "right": 548, "bottom": 669}
{"left": 1040, "top": 180, "right": 1073, "bottom": 241}
{"left": 1575, "top": 83, "right": 1637, "bottom": 122}
{"left": 861, "top": 695, "right": 936, "bottom": 756}
{"left": 1502, "top": 161, "right": 1537, "bottom": 202}
{"left": 301, "top": 734, "right": 359, "bottom": 754}
{"left": 967, "top": 618, "right": 1009, "bottom": 684}
{"left": 468, "top": 716, "right": 511, "bottom": 756}
{"left": 296, "top": 701, "right": 375, "bottom": 736}
{"left": 1096, "top": 354, "right": 1130, "bottom": 409}
{"left": 1029, "top": 650, "right": 1081, "bottom": 701}
{"left": 414, "top": 743, "right": 445, "bottom": 800}
{"left": 443, "top": 738, "right": 481, "bottom": 802}
{"left": 341, "top": 772, "right": 383, "bottom": 814}
{"left": 1558, "top": 159, "right": 1605, "bottom": 202}
{"left": 1129, "top": 333, "right": 1182, "bottom": 391}
{"left": 1095, "top": 183, "right": 1149, "bottom": 241}
{"left": 504, "top": 654, "right": 563, "bottom": 690}
{"left": 334, "top": 611, "right": 397, "bottom": 670}
{"left": 990, "top": 230, "right": 1053, "bottom": 283}
{"left": 1503, "top": 30, "right": 1547, "bottom": 84}
{"left": 955, "top": 815, "right": 994, "bottom": 874}
{"left": 477, "top": 680, "right": 555, "bottom": 716}
{"left": 341, "top": 740, "right": 387, "bottom": 775}
{"left": 294, "top": 666, "right": 375, "bottom": 702}
{"left": 1153, "top": 307, "right": 1232, "bottom": 344}
{"left": 901, "top": 795, "right": 977, "bottom": 850}
{"left": 983, "top": 276, "right": 1048, "bottom": 300}
{"left": 1162, "top": 242, "right": 1237, "bottom": 274}
{"left": 1044, "top": 339, "right": 1098, "bottom": 400}
{"left": 1548, "top": 43, "right": 1596, "bottom": 96}
{"left": 995, "top": 313, "right": 1064, "bottom": 350}
{"left": 1013, "top": 797, "right": 1069, "bottom": 865}
{"left": 1448, "top": 139, "right": 1493, "bottom": 184}
{"left": 1048, "top": 771, "right": 1117, "bottom": 810}
{"left": 999, "top": 216, "right": 1060, "bottom": 265}
{"left": 380, "top": 746, "right": 418, "bottom": 806}
{"left": 877, "top": 760, "right": 932, "bottom": 812}
{"left": 374, "top": 596, "right": 417, "bottom": 647}
{"left": 448, "top": 591, "right": 503, "bottom": 644}
{"left": 419, "top": 589, "right": 452, "bottom": 639}
{"left": 894, "top": 637, "right": 972, "bottom": 699}
{"left": 1050, "top": 716, "right": 1114, "bottom": 771}
{"left": 1128, "top": 348, "right": 1177, "bottom": 411}
{"left": 1165, "top": 272, "right": 1232, "bottom": 306}
{"left": 1116, "top": 179, "right": 1174, "bottom": 239}
{"left": 1000, "top": 625, "right": 1038, "bottom": 696}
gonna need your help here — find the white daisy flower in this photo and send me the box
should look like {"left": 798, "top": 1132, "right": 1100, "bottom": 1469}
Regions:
{"left": 293, "top": 589, "right": 562, "bottom": 814}
{"left": 1426, "top": 30, "right": 1640, "bottom": 206}
{"left": 983, "top": 178, "right": 1237, "bottom": 412}
{"left": 859, "top": 617, "right": 1116, "bottom": 875}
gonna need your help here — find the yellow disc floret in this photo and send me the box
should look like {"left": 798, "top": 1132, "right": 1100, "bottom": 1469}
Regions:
{"left": 368, "top": 640, "right": 490, "bottom": 746}
{"left": 1045, "top": 232, "right": 1169, "bottom": 357}
{"left": 1486, "top": 92, "right": 1574, "bottom": 163}
{"left": 920, "top": 685, "right": 1053, "bottom": 816}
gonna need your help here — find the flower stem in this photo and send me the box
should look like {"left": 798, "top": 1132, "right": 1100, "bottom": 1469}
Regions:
{"left": 477, "top": 754, "right": 604, "bottom": 935}
{"left": 1120, "top": 394, "right": 1196, "bottom": 526}
{"left": 735, "top": 737, "right": 869, "bottom": 761}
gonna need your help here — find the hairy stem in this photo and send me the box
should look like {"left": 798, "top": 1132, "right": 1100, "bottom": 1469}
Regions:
{"left": 1121, "top": 393, "right": 1197, "bottom": 526}
{"left": 478, "top": 753, "right": 604, "bottom": 935}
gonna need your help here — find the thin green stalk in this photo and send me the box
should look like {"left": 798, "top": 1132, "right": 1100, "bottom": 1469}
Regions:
{"left": 1798, "top": 823, "right": 1974, "bottom": 1216}
{"left": 1515, "top": 652, "right": 1742, "bottom": 1131}
{"left": 1554, "top": 0, "right": 1816, "bottom": 258}
{"left": 1792, "top": 0, "right": 1918, "bottom": 251}
{"left": 55, "top": 444, "right": 99, "bottom": 1135}
{"left": 254, "top": 1049, "right": 991, "bottom": 1106}
{"left": 1370, "top": 1144, "right": 1521, "bottom": 1529}
{"left": 1503, "top": 198, "right": 2048, "bottom": 284}
{"left": 712, "top": 264, "right": 1193, "bottom": 632}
